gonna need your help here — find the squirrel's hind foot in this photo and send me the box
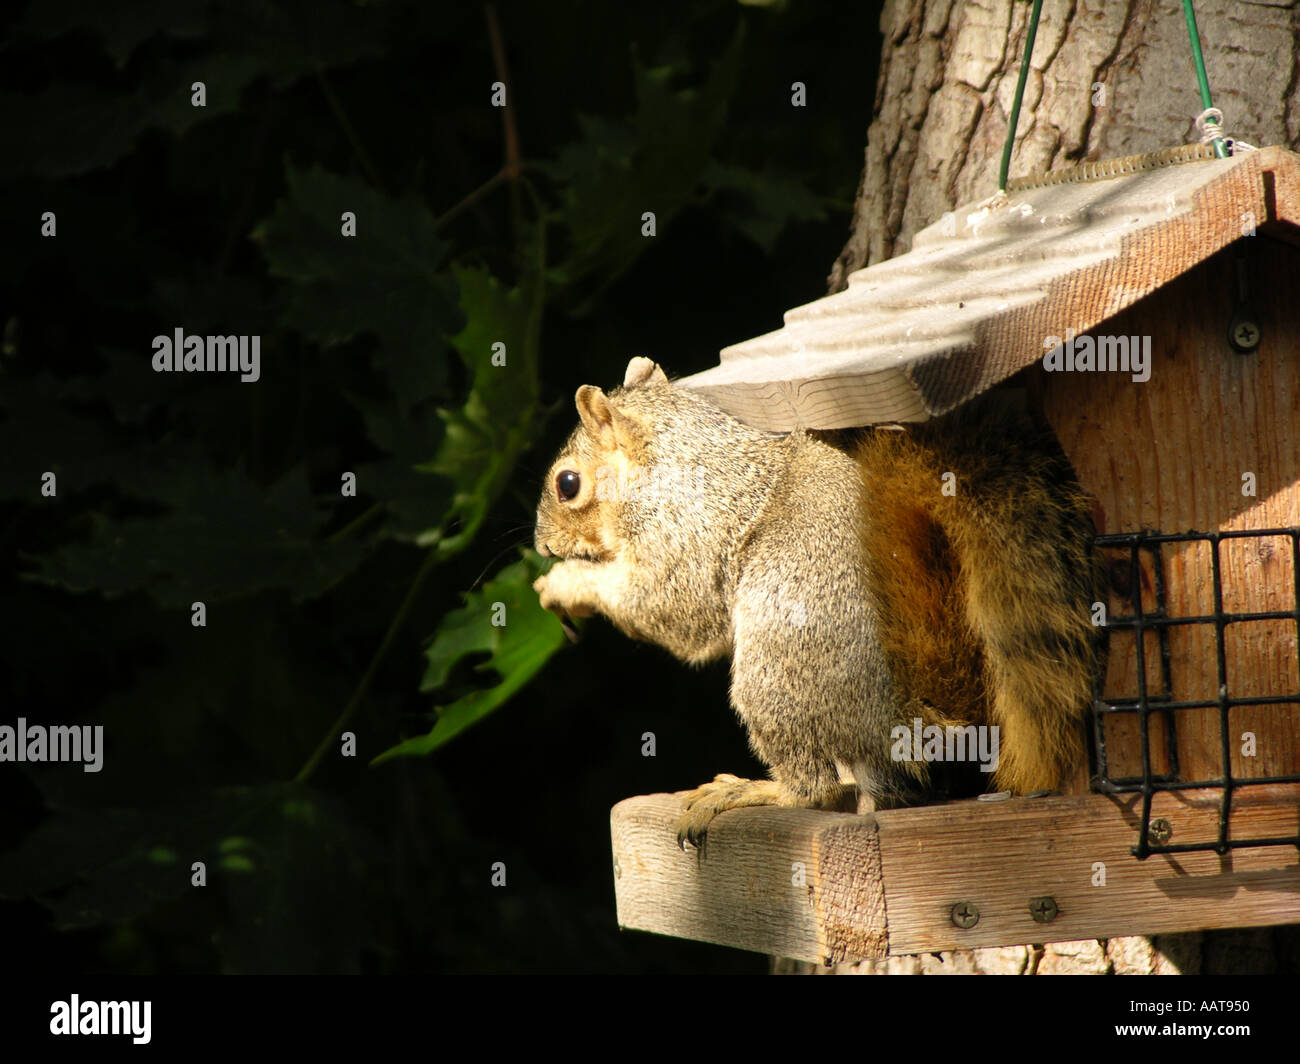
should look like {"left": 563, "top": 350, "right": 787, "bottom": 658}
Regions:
{"left": 677, "top": 773, "right": 861, "bottom": 848}
{"left": 676, "top": 774, "right": 782, "bottom": 849}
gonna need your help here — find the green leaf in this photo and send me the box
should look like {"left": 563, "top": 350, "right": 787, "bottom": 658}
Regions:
{"left": 0, "top": 374, "right": 121, "bottom": 500}
{"left": 415, "top": 263, "right": 542, "bottom": 557}
{"left": 28, "top": 464, "right": 366, "bottom": 607}
{"left": 348, "top": 392, "right": 452, "bottom": 539}
{"left": 214, "top": 785, "right": 377, "bottom": 973}
{"left": 0, "top": 52, "right": 265, "bottom": 179}
{"left": 3, "top": 0, "right": 393, "bottom": 176}
{"left": 372, "top": 554, "right": 566, "bottom": 762}
{"left": 253, "top": 163, "right": 458, "bottom": 408}
{"left": 0, "top": 783, "right": 378, "bottom": 973}
{"left": 204, "top": 0, "right": 391, "bottom": 89}
{"left": 541, "top": 27, "right": 745, "bottom": 303}
{"left": 18, "top": 0, "right": 211, "bottom": 69}
{"left": 702, "top": 162, "right": 826, "bottom": 251}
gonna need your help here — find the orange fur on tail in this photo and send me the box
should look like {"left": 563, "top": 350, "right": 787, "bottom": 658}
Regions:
{"left": 854, "top": 395, "right": 1102, "bottom": 795}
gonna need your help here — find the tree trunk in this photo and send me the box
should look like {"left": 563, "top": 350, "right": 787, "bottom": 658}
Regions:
{"left": 815, "top": 0, "right": 1300, "bottom": 975}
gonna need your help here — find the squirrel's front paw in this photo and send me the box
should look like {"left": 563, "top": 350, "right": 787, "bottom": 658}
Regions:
{"left": 676, "top": 773, "right": 782, "bottom": 849}
{"left": 533, "top": 565, "right": 595, "bottom": 618}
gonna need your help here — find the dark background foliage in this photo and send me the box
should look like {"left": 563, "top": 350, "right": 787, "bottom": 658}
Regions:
{"left": 0, "top": 0, "right": 880, "bottom": 973}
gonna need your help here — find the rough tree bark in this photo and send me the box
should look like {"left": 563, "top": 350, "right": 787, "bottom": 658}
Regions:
{"left": 801, "top": 0, "right": 1300, "bottom": 975}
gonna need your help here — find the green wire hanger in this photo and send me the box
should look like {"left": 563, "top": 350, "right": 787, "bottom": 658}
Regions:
{"left": 997, "top": 0, "right": 1230, "bottom": 193}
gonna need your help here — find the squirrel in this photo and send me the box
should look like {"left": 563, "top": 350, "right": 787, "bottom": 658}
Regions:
{"left": 533, "top": 356, "right": 1101, "bottom": 847}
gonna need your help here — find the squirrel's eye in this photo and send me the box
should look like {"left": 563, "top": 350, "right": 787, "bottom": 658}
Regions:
{"left": 556, "top": 470, "right": 581, "bottom": 501}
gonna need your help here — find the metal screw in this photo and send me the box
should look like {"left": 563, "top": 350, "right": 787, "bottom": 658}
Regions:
{"left": 950, "top": 901, "right": 980, "bottom": 929}
{"left": 1147, "top": 818, "right": 1173, "bottom": 845}
{"left": 1029, "top": 896, "right": 1059, "bottom": 923}
{"left": 1229, "top": 317, "right": 1261, "bottom": 353}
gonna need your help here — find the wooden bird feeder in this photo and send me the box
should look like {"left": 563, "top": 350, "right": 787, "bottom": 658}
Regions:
{"left": 610, "top": 144, "right": 1300, "bottom": 964}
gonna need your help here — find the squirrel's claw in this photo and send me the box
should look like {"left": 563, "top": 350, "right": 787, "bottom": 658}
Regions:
{"left": 675, "top": 815, "right": 713, "bottom": 850}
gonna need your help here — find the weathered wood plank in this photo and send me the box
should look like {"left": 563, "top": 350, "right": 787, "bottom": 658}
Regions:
{"left": 611, "top": 788, "right": 1300, "bottom": 963}
{"left": 610, "top": 794, "right": 887, "bottom": 965}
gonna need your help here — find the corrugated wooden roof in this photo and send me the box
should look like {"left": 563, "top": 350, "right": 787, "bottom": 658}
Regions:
{"left": 676, "top": 145, "right": 1300, "bottom": 430}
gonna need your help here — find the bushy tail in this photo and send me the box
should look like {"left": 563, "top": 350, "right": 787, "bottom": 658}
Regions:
{"left": 857, "top": 394, "right": 1102, "bottom": 794}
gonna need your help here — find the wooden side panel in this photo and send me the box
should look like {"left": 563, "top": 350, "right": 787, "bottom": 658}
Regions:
{"left": 875, "top": 788, "right": 1300, "bottom": 956}
{"left": 1039, "top": 235, "right": 1300, "bottom": 791}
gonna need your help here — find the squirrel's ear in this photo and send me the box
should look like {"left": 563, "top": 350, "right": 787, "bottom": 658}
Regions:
{"left": 624, "top": 357, "right": 667, "bottom": 387}
{"left": 576, "top": 385, "right": 644, "bottom": 451}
